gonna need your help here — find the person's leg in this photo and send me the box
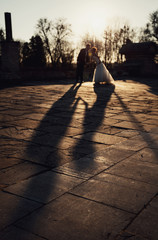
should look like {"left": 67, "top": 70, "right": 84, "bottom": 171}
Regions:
{"left": 79, "top": 65, "right": 84, "bottom": 83}
{"left": 76, "top": 64, "right": 84, "bottom": 83}
{"left": 76, "top": 64, "right": 80, "bottom": 83}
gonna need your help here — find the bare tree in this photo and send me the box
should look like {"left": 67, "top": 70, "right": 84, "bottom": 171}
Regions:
{"left": 104, "top": 28, "right": 113, "bottom": 64}
{"left": 36, "top": 18, "right": 74, "bottom": 67}
{"left": 0, "top": 27, "right": 5, "bottom": 41}
{"left": 52, "top": 18, "right": 73, "bottom": 66}
{"left": 21, "top": 35, "right": 46, "bottom": 67}
{"left": 140, "top": 10, "right": 158, "bottom": 43}
{"left": 104, "top": 24, "right": 136, "bottom": 64}
{"left": 36, "top": 18, "right": 54, "bottom": 63}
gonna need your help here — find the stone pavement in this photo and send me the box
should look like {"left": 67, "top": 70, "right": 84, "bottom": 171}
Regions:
{"left": 0, "top": 79, "right": 158, "bottom": 240}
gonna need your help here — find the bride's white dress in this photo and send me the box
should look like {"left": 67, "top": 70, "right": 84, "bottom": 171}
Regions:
{"left": 92, "top": 55, "right": 114, "bottom": 84}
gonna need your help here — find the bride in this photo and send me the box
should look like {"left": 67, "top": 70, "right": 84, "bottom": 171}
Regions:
{"left": 91, "top": 47, "right": 115, "bottom": 85}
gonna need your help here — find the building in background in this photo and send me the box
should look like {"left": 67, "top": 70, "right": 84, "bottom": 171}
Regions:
{"left": 119, "top": 41, "right": 158, "bottom": 76}
{"left": 0, "top": 12, "right": 20, "bottom": 80}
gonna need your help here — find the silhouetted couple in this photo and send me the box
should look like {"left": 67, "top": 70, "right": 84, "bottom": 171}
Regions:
{"left": 76, "top": 43, "right": 114, "bottom": 86}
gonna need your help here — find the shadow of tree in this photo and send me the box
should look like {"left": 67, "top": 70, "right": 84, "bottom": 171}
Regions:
{"left": 114, "top": 91, "right": 158, "bottom": 158}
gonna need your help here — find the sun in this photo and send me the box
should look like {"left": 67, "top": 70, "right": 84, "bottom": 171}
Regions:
{"left": 79, "top": 7, "right": 108, "bottom": 39}
{"left": 91, "top": 18, "right": 106, "bottom": 37}
{"left": 73, "top": 4, "right": 114, "bottom": 42}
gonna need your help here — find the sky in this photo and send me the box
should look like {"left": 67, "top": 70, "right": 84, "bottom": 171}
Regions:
{"left": 0, "top": 0, "right": 158, "bottom": 46}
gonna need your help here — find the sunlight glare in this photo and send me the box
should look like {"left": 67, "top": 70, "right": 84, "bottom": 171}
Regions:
{"left": 77, "top": 3, "right": 112, "bottom": 40}
{"left": 91, "top": 18, "right": 106, "bottom": 38}
{"left": 80, "top": 15, "right": 107, "bottom": 40}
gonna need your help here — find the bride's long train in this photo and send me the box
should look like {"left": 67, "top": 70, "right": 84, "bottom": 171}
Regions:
{"left": 93, "top": 62, "right": 115, "bottom": 85}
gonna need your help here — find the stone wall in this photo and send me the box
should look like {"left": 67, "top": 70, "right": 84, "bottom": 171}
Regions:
{"left": 1, "top": 41, "right": 20, "bottom": 72}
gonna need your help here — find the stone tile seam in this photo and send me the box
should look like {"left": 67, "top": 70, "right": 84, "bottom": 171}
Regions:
{"left": 2, "top": 189, "right": 44, "bottom": 207}
{"left": 1, "top": 168, "right": 50, "bottom": 189}
{"left": 103, "top": 172, "right": 158, "bottom": 188}
{"left": 0, "top": 204, "right": 44, "bottom": 234}
{"left": 67, "top": 192, "right": 136, "bottom": 215}
{"left": 93, "top": 172, "right": 158, "bottom": 194}
{"left": 115, "top": 229, "right": 149, "bottom": 239}
{"left": 118, "top": 193, "right": 158, "bottom": 235}
{"left": 12, "top": 225, "right": 49, "bottom": 240}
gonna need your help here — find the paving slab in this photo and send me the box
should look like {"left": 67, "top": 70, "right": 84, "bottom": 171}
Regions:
{"left": 15, "top": 193, "right": 134, "bottom": 240}
{"left": 0, "top": 80, "right": 158, "bottom": 239}
{"left": 0, "top": 156, "right": 22, "bottom": 170}
{"left": 149, "top": 127, "right": 158, "bottom": 134}
{"left": 53, "top": 165, "right": 92, "bottom": 179}
{"left": 116, "top": 231, "right": 150, "bottom": 239}
{"left": 32, "top": 133, "right": 76, "bottom": 149}
{"left": 116, "top": 129, "right": 140, "bottom": 138}
{"left": 11, "top": 118, "right": 41, "bottom": 130}
{"left": 54, "top": 156, "right": 110, "bottom": 176}
{"left": 54, "top": 146, "right": 135, "bottom": 176}
{"left": 0, "top": 226, "right": 45, "bottom": 240}
{"left": 0, "top": 126, "right": 35, "bottom": 140}
{"left": 70, "top": 179, "right": 153, "bottom": 213}
{"left": 0, "top": 114, "right": 20, "bottom": 123}
{"left": 0, "top": 162, "right": 46, "bottom": 187}
{"left": 102, "top": 117, "right": 121, "bottom": 126}
{"left": 0, "top": 137, "right": 57, "bottom": 167}
{"left": 114, "top": 137, "right": 149, "bottom": 151}
{"left": 143, "top": 119, "right": 158, "bottom": 125}
{"left": 127, "top": 195, "right": 158, "bottom": 240}
{"left": 38, "top": 125, "right": 83, "bottom": 137}
{"left": 0, "top": 109, "right": 29, "bottom": 117}
{"left": 0, "top": 191, "right": 41, "bottom": 230}
{"left": 5, "top": 171, "right": 85, "bottom": 203}
{"left": 110, "top": 113, "right": 149, "bottom": 122}
{"left": 22, "top": 113, "right": 46, "bottom": 121}
{"left": 125, "top": 147, "right": 158, "bottom": 165}
{"left": 96, "top": 126, "right": 121, "bottom": 135}
{"left": 74, "top": 131, "right": 126, "bottom": 145}
{"left": 113, "top": 121, "right": 157, "bottom": 132}
{"left": 148, "top": 142, "right": 158, "bottom": 149}
{"left": 0, "top": 138, "right": 28, "bottom": 158}
{"left": 89, "top": 146, "right": 135, "bottom": 165}
{"left": 47, "top": 148, "right": 87, "bottom": 166}
{"left": 94, "top": 172, "right": 158, "bottom": 194}
{"left": 70, "top": 139, "right": 107, "bottom": 155}
{"left": 105, "top": 158, "right": 158, "bottom": 185}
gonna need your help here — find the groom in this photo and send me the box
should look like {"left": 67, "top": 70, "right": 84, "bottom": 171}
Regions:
{"left": 76, "top": 43, "right": 91, "bottom": 83}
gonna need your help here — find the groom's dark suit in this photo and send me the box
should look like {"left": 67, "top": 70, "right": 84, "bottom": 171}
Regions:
{"left": 76, "top": 45, "right": 90, "bottom": 83}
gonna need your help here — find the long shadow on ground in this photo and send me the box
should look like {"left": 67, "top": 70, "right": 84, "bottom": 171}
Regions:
{"left": 73, "top": 84, "right": 115, "bottom": 171}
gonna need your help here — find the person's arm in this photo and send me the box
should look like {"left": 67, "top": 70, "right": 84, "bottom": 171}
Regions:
{"left": 77, "top": 49, "right": 84, "bottom": 62}
{"left": 92, "top": 54, "right": 101, "bottom": 64}
{"left": 77, "top": 51, "right": 81, "bottom": 62}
